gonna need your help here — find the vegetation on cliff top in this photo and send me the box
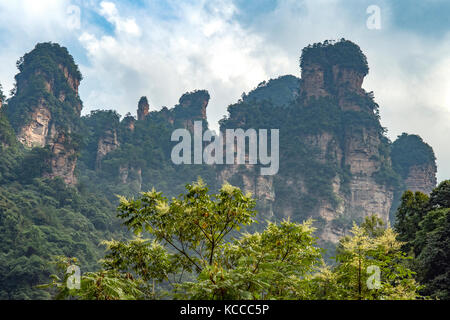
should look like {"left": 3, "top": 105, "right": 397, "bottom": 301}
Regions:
{"left": 300, "top": 39, "right": 369, "bottom": 75}
{"left": 391, "top": 133, "right": 436, "bottom": 178}
{"left": 5, "top": 42, "right": 83, "bottom": 135}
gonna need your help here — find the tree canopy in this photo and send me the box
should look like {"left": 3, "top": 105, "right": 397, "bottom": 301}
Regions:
{"left": 41, "top": 180, "right": 421, "bottom": 300}
{"left": 300, "top": 39, "right": 369, "bottom": 76}
{"left": 395, "top": 180, "right": 450, "bottom": 299}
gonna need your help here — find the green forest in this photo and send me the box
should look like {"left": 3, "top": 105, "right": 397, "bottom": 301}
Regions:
{"left": 0, "top": 40, "right": 448, "bottom": 300}
{"left": 38, "top": 179, "right": 450, "bottom": 300}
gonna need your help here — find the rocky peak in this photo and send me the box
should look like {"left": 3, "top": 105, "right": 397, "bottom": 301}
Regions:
{"left": 299, "top": 39, "right": 368, "bottom": 102}
{"left": 301, "top": 63, "right": 328, "bottom": 98}
{"left": 392, "top": 133, "right": 437, "bottom": 194}
{"left": 218, "top": 39, "right": 400, "bottom": 244}
{"left": 178, "top": 90, "right": 209, "bottom": 120}
{"left": 137, "top": 96, "right": 150, "bottom": 121}
{"left": 5, "top": 42, "right": 83, "bottom": 185}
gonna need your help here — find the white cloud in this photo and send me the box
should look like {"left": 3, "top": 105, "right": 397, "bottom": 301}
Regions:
{"left": 77, "top": 0, "right": 290, "bottom": 133}
{"left": 230, "top": 0, "right": 450, "bottom": 181}
{"left": 0, "top": 0, "right": 449, "bottom": 181}
{"left": 99, "top": 1, "right": 141, "bottom": 36}
{"left": 361, "top": 31, "right": 450, "bottom": 182}
{"left": 0, "top": 0, "right": 80, "bottom": 101}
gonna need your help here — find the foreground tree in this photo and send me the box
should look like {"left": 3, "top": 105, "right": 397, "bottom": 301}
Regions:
{"left": 41, "top": 179, "right": 322, "bottom": 299}
{"left": 41, "top": 180, "right": 426, "bottom": 300}
{"left": 178, "top": 219, "right": 321, "bottom": 299}
{"left": 395, "top": 180, "right": 450, "bottom": 299}
{"left": 395, "top": 190, "right": 429, "bottom": 254}
{"left": 310, "top": 216, "right": 421, "bottom": 300}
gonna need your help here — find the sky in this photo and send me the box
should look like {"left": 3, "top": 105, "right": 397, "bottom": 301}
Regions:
{"left": 0, "top": 0, "right": 449, "bottom": 181}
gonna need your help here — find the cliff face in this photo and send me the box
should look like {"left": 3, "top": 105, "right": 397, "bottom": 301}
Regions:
{"left": 301, "top": 63, "right": 328, "bottom": 98}
{"left": 342, "top": 126, "right": 393, "bottom": 222}
{"left": 137, "top": 96, "right": 150, "bottom": 121}
{"left": 58, "top": 64, "right": 80, "bottom": 97}
{"left": 218, "top": 41, "right": 437, "bottom": 244}
{"left": 300, "top": 43, "right": 394, "bottom": 239}
{"left": 96, "top": 129, "right": 119, "bottom": 170}
{"left": 6, "top": 43, "right": 83, "bottom": 185}
{"left": 17, "top": 101, "right": 51, "bottom": 147}
{"left": 218, "top": 40, "right": 397, "bottom": 242}
{"left": 45, "top": 130, "right": 78, "bottom": 184}
{"left": 404, "top": 164, "right": 437, "bottom": 195}
{"left": 391, "top": 133, "right": 437, "bottom": 195}
{"left": 178, "top": 90, "right": 209, "bottom": 120}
